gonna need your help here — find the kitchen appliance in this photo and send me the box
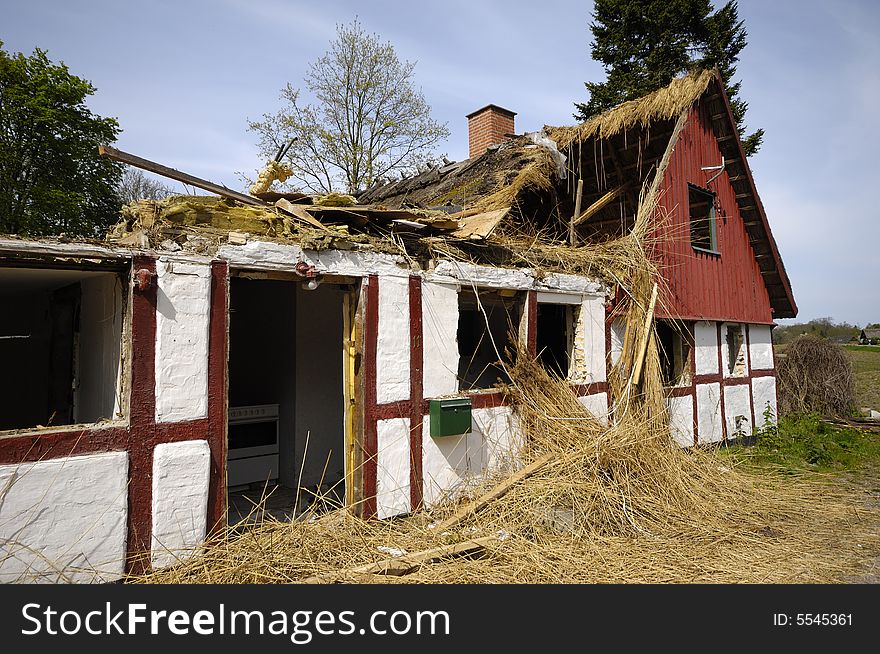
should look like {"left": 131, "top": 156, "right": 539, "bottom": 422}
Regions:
{"left": 227, "top": 404, "right": 279, "bottom": 488}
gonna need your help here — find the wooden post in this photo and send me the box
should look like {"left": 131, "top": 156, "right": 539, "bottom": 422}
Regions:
{"left": 631, "top": 283, "right": 659, "bottom": 388}
{"left": 570, "top": 178, "right": 583, "bottom": 246}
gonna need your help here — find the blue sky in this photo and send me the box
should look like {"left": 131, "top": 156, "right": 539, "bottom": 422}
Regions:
{"left": 3, "top": 1, "right": 878, "bottom": 326}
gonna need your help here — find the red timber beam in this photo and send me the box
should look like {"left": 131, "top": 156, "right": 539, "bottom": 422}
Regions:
{"left": 361, "top": 275, "right": 380, "bottom": 519}
{"left": 408, "top": 276, "right": 424, "bottom": 512}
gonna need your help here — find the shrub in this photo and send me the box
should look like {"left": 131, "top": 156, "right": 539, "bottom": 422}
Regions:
{"left": 776, "top": 336, "right": 856, "bottom": 416}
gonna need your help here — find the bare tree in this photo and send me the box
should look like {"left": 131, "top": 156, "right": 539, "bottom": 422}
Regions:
{"left": 117, "top": 166, "right": 174, "bottom": 204}
{"left": 247, "top": 19, "right": 449, "bottom": 195}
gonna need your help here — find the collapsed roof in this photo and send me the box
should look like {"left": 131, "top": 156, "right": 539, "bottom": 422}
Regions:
{"left": 103, "top": 69, "right": 794, "bottom": 317}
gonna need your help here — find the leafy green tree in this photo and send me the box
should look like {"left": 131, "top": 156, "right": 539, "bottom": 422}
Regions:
{"left": 0, "top": 42, "right": 122, "bottom": 238}
{"left": 248, "top": 19, "right": 449, "bottom": 195}
{"left": 575, "top": 0, "right": 763, "bottom": 156}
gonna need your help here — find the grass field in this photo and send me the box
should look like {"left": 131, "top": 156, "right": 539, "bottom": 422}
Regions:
{"left": 845, "top": 345, "right": 880, "bottom": 410}
{"left": 724, "top": 414, "right": 880, "bottom": 473}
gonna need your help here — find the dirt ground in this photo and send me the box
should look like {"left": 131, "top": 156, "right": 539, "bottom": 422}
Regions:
{"left": 835, "top": 464, "right": 880, "bottom": 583}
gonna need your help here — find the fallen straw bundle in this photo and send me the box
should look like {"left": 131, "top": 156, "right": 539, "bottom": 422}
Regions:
{"left": 135, "top": 347, "right": 879, "bottom": 584}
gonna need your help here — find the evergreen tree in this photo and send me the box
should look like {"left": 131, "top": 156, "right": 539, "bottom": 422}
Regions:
{"left": 0, "top": 42, "right": 122, "bottom": 237}
{"left": 575, "top": 0, "right": 763, "bottom": 156}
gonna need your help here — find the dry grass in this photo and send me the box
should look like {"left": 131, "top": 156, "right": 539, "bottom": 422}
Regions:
{"left": 777, "top": 336, "right": 857, "bottom": 417}
{"left": 134, "top": 349, "right": 880, "bottom": 584}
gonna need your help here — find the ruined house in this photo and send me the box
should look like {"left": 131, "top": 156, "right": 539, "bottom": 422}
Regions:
{"left": 0, "top": 69, "right": 795, "bottom": 582}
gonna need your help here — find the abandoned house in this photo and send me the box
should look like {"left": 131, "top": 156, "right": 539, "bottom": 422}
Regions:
{"left": 0, "top": 69, "right": 795, "bottom": 582}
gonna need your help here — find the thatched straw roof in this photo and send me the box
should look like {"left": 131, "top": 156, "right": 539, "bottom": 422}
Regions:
{"left": 548, "top": 68, "right": 715, "bottom": 146}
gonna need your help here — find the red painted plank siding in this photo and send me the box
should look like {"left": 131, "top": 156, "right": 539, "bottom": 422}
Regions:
{"left": 655, "top": 105, "right": 774, "bottom": 325}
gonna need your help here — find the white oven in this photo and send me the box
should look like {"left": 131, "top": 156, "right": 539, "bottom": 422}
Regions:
{"left": 227, "top": 404, "right": 279, "bottom": 488}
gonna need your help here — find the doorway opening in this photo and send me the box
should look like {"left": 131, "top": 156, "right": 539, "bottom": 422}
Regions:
{"left": 227, "top": 273, "right": 353, "bottom": 523}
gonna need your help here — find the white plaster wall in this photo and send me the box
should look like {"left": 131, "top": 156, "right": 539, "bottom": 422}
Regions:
{"left": 210, "top": 242, "right": 608, "bottom": 296}
{"left": 0, "top": 451, "right": 128, "bottom": 583}
{"left": 421, "top": 416, "right": 473, "bottom": 508}
{"left": 376, "top": 276, "right": 410, "bottom": 404}
{"left": 667, "top": 395, "right": 695, "bottom": 447}
{"left": 578, "top": 392, "right": 609, "bottom": 426}
{"left": 749, "top": 325, "right": 774, "bottom": 370}
{"left": 219, "top": 241, "right": 411, "bottom": 279}
{"left": 473, "top": 405, "right": 522, "bottom": 473}
{"left": 696, "top": 382, "right": 723, "bottom": 443}
{"left": 752, "top": 376, "right": 778, "bottom": 429}
{"left": 155, "top": 260, "right": 211, "bottom": 423}
{"left": 151, "top": 440, "right": 210, "bottom": 568}
{"left": 694, "top": 321, "right": 719, "bottom": 375}
{"left": 723, "top": 384, "right": 752, "bottom": 439}
{"left": 610, "top": 319, "right": 625, "bottom": 366}
{"left": 421, "top": 405, "right": 526, "bottom": 508}
{"left": 75, "top": 274, "right": 124, "bottom": 423}
{"left": 580, "top": 296, "right": 607, "bottom": 384}
{"left": 376, "top": 418, "right": 411, "bottom": 519}
{"left": 431, "top": 261, "right": 604, "bottom": 295}
{"left": 422, "top": 281, "right": 459, "bottom": 398}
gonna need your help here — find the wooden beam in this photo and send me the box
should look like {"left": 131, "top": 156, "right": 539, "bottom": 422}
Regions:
{"left": 630, "top": 282, "right": 658, "bottom": 388}
{"left": 98, "top": 144, "right": 268, "bottom": 208}
{"left": 573, "top": 184, "right": 629, "bottom": 226}
{"left": 570, "top": 178, "right": 583, "bottom": 246}
{"left": 275, "top": 198, "right": 330, "bottom": 231}
{"left": 301, "top": 536, "right": 498, "bottom": 583}
{"left": 433, "top": 452, "right": 557, "bottom": 534}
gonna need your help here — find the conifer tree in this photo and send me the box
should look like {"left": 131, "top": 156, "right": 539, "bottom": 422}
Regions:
{"left": 575, "top": 0, "right": 763, "bottom": 155}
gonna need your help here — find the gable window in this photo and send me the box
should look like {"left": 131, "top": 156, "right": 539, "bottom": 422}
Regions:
{"left": 688, "top": 183, "right": 718, "bottom": 253}
{"left": 457, "top": 289, "right": 522, "bottom": 390}
{"left": 656, "top": 320, "right": 692, "bottom": 387}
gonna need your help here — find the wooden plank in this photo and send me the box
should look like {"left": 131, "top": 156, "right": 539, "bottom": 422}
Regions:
{"left": 302, "top": 536, "right": 497, "bottom": 583}
{"left": 450, "top": 208, "right": 508, "bottom": 240}
{"left": 275, "top": 198, "right": 330, "bottom": 231}
{"left": 98, "top": 145, "right": 268, "bottom": 208}
{"left": 630, "top": 282, "right": 659, "bottom": 388}
{"left": 573, "top": 184, "right": 629, "bottom": 226}
{"left": 433, "top": 452, "right": 556, "bottom": 533}
{"left": 252, "top": 190, "right": 311, "bottom": 203}
{"left": 570, "top": 178, "right": 583, "bottom": 246}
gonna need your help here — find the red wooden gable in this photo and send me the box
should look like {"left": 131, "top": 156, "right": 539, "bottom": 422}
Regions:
{"left": 655, "top": 101, "right": 780, "bottom": 325}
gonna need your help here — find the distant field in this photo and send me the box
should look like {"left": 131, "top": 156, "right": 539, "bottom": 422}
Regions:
{"left": 844, "top": 346, "right": 880, "bottom": 410}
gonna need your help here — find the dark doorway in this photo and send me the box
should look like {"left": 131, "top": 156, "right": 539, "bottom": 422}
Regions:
{"left": 536, "top": 303, "right": 571, "bottom": 378}
{"left": 227, "top": 274, "right": 348, "bottom": 522}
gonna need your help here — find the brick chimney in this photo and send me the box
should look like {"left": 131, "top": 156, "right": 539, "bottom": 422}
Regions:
{"left": 466, "top": 104, "right": 516, "bottom": 159}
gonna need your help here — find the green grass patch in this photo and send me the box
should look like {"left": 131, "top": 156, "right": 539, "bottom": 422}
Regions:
{"left": 845, "top": 345, "right": 880, "bottom": 353}
{"left": 724, "top": 414, "right": 880, "bottom": 473}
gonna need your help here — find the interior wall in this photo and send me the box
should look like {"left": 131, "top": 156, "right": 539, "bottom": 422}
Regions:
{"left": 75, "top": 275, "right": 124, "bottom": 423}
{"left": 228, "top": 278, "right": 296, "bottom": 485}
{"left": 0, "top": 292, "right": 51, "bottom": 429}
{"left": 294, "top": 283, "right": 345, "bottom": 491}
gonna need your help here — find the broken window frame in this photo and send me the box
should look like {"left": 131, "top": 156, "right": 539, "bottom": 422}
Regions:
{"left": 0, "top": 257, "right": 131, "bottom": 435}
{"left": 534, "top": 292, "right": 582, "bottom": 381}
{"left": 724, "top": 323, "right": 747, "bottom": 377}
{"left": 688, "top": 183, "right": 718, "bottom": 254}
{"left": 456, "top": 287, "right": 524, "bottom": 392}
{"left": 656, "top": 320, "right": 693, "bottom": 388}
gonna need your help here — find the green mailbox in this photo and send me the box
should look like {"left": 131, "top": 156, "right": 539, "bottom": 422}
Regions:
{"left": 429, "top": 398, "right": 472, "bottom": 437}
